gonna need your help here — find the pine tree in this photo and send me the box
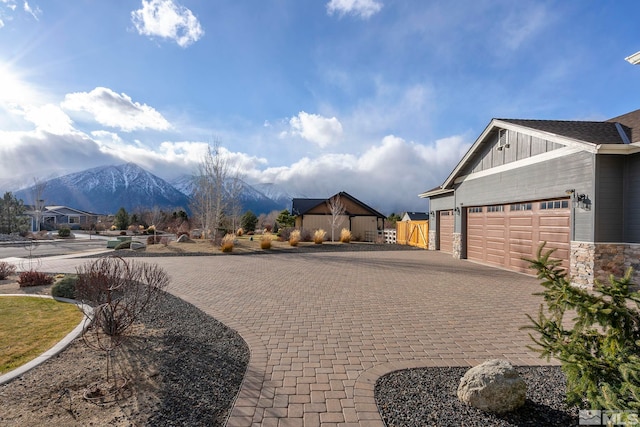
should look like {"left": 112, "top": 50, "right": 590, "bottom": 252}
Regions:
{"left": 524, "top": 244, "right": 640, "bottom": 409}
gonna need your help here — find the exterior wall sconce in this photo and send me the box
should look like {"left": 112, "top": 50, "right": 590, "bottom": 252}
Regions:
{"left": 429, "top": 210, "right": 435, "bottom": 217}
{"left": 566, "top": 189, "right": 590, "bottom": 210}
{"left": 455, "top": 207, "right": 461, "bottom": 215}
{"left": 575, "top": 193, "right": 590, "bottom": 210}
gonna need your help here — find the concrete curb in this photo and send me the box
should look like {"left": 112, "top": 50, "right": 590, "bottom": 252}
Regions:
{"left": 0, "top": 294, "right": 92, "bottom": 385}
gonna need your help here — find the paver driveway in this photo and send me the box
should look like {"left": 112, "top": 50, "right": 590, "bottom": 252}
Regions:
{"left": 22, "top": 249, "right": 553, "bottom": 426}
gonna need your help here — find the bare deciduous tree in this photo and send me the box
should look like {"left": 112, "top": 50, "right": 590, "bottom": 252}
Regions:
{"left": 327, "top": 193, "right": 347, "bottom": 242}
{"left": 190, "top": 142, "right": 241, "bottom": 239}
{"left": 31, "top": 178, "right": 47, "bottom": 232}
{"left": 225, "top": 172, "right": 245, "bottom": 233}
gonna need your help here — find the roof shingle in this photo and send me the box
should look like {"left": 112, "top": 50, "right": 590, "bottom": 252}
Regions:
{"left": 499, "top": 119, "right": 628, "bottom": 145}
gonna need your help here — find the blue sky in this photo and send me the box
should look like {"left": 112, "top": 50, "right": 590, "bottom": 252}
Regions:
{"left": 0, "top": 0, "right": 639, "bottom": 214}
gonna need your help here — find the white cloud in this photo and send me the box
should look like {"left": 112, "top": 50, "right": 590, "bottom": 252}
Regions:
{"left": 0, "top": 0, "right": 40, "bottom": 29}
{"left": 501, "top": 4, "right": 549, "bottom": 51}
{"left": 254, "top": 134, "right": 471, "bottom": 214}
{"left": 22, "top": 104, "right": 73, "bottom": 134}
{"left": 288, "top": 111, "right": 343, "bottom": 148}
{"left": 62, "top": 87, "right": 171, "bottom": 132}
{"left": 23, "top": 1, "right": 41, "bottom": 21}
{"left": 131, "top": 0, "right": 204, "bottom": 48}
{"left": 326, "top": 0, "right": 382, "bottom": 19}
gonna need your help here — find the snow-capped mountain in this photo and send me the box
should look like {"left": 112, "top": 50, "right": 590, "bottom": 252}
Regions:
{"left": 15, "top": 163, "right": 191, "bottom": 214}
{"left": 169, "top": 174, "right": 290, "bottom": 215}
{"left": 252, "top": 183, "right": 300, "bottom": 210}
{"left": 13, "top": 163, "right": 297, "bottom": 215}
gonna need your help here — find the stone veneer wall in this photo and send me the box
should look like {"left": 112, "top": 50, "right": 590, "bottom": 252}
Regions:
{"left": 428, "top": 230, "right": 436, "bottom": 251}
{"left": 570, "top": 242, "right": 595, "bottom": 288}
{"left": 571, "top": 242, "right": 640, "bottom": 288}
{"left": 452, "top": 232, "right": 462, "bottom": 259}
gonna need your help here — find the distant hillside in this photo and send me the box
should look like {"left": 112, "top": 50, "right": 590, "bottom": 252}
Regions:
{"left": 13, "top": 164, "right": 296, "bottom": 216}
{"left": 15, "top": 163, "right": 191, "bottom": 214}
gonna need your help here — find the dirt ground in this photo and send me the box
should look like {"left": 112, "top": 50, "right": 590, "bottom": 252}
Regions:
{"left": 0, "top": 279, "right": 166, "bottom": 426}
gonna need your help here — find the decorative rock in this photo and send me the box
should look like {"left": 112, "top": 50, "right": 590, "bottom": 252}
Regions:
{"left": 176, "top": 234, "right": 192, "bottom": 243}
{"left": 130, "top": 241, "right": 145, "bottom": 250}
{"left": 457, "top": 359, "right": 527, "bottom": 413}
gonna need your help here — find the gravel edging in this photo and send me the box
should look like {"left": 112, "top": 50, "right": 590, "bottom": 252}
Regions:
{"left": 137, "top": 292, "right": 250, "bottom": 426}
{"left": 85, "top": 243, "right": 424, "bottom": 258}
{"left": 375, "top": 366, "right": 579, "bottom": 426}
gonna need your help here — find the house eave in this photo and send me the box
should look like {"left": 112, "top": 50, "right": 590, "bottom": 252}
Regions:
{"left": 595, "top": 143, "right": 640, "bottom": 154}
{"left": 418, "top": 188, "right": 454, "bottom": 199}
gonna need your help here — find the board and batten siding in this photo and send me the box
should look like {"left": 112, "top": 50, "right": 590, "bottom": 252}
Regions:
{"left": 464, "top": 129, "right": 564, "bottom": 176}
{"left": 624, "top": 154, "right": 640, "bottom": 243}
{"left": 455, "top": 150, "right": 596, "bottom": 242}
{"left": 594, "top": 155, "right": 625, "bottom": 242}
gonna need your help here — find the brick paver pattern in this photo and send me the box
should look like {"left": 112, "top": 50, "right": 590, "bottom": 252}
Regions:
{"left": 21, "top": 249, "right": 554, "bottom": 426}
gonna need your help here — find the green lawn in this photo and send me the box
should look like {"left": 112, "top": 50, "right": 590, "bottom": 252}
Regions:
{"left": 0, "top": 297, "right": 83, "bottom": 374}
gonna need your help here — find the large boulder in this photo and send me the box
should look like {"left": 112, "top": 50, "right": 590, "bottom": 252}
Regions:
{"left": 457, "top": 359, "right": 527, "bottom": 413}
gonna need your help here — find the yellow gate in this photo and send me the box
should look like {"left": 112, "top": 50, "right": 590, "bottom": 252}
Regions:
{"left": 396, "top": 220, "right": 429, "bottom": 249}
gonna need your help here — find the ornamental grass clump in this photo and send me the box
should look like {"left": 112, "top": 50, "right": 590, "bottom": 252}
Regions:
{"left": 260, "top": 233, "right": 272, "bottom": 250}
{"left": 313, "top": 229, "right": 326, "bottom": 244}
{"left": 221, "top": 234, "right": 235, "bottom": 252}
{"left": 289, "top": 230, "right": 301, "bottom": 246}
{"left": 339, "top": 228, "right": 352, "bottom": 243}
{"left": 523, "top": 243, "right": 640, "bottom": 410}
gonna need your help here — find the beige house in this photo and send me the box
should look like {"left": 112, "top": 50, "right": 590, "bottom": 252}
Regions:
{"left": 291, "top": 192, "right": 386, "bottom": 242}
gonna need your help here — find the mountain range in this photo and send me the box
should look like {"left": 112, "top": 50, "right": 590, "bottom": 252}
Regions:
{"left": 13, "top": 163, "right": 297, "bottom": 215}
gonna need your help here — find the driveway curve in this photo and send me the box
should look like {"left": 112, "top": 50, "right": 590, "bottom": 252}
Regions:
{"left": 18, "top": 249, "right": 553, "bottom": 426}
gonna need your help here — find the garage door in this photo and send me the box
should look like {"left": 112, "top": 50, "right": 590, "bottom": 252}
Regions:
{"left": 466, "top": 199, "right": 570, "bottom": 273}
{"left": 439, "top": 210, "right": 454, "bottom": 253}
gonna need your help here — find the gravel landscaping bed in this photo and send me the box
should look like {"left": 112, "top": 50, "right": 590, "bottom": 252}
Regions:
{"left": 103, "top": 242, "right": 422, "bottom": 258}
{"left": 375, "top": 366, "right": 579, "bottom": 426}
{"left": 0, "top": 291, "right": 249, "bottom": 426}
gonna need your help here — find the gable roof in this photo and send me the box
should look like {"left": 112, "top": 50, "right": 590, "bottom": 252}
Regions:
{"left": 420, "top": 109, "right": 640, "bottom": 199}
{"left": 292, "top": 191, "right": 385, "bottom": 218}
{"left": 499, "top": 119, "right": 629, "bottom": 145}
{"left": 402, "top": 212, "right": 429, "bottom": 221}
{"left": 607, "top": 108, "right": 640, "bottom": 143}
{"left": 291, "top": 198, "right": 326, "bottom": 215}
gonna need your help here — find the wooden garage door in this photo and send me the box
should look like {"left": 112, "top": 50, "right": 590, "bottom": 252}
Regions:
{"left": 439, "top": 210, "right": 454, "bottom": 253}
{"left": 466, "top": 199, "right": 570, "bottom": 273}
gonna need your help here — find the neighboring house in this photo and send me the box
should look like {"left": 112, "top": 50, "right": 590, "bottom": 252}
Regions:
{"left": 401, "top": 212, "right": 429, "bottom": 222}
{"left": 419, "top": 108, "right": 640, "bottom": 287}
{"left": 397, "top": 212, "right": 429, "bottom": 249}
{"left": 291, "top": 191, "right": 386, "bottom": 242}
{"left": 25, "top": 205, "right": 99, "bottom": 231}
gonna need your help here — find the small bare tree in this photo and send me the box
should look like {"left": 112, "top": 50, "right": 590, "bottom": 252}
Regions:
{"left": 32, "top": 177, "right": 47, "bottom": 232}
{"left": 75, "top": 256, "right": 169, "bottom": 399}
{"left": 190, "top": 142, "right": 241, "bottom": 239}
{"left": 327, "top": 193, "right": 347, "bottom": 242}
{"left": 225, "top": 172, "right": 245, "bottom": 232}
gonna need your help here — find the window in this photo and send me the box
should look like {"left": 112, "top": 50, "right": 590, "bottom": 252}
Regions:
{"left": 69, "top": 216, "right": 80, "bottom": 224}
{"left": 487, "top": 205, "right": 504, "bottom": 213}
{"left": 510, "top": 203, "right": 532, "bottom": 211}
{"left": 468, "top": 207, "right": 483, "bottom": 213}
{"left": 441, "top": 211, "right": 451, "bottom": 216}
{"left": 540, "top": 200, "right": 569, "bottom": 210}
